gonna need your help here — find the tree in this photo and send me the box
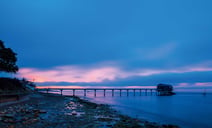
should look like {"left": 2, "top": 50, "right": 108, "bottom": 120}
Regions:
{"left": 0, "top": 40, "right": 18, "bottom": 73}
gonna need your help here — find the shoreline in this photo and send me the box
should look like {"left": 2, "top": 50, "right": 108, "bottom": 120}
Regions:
{"left": 0, "top": 93, "right": 179, "bottom": 128}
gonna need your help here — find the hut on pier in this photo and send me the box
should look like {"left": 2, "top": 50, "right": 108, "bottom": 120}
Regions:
{"left": 157, "top": 84, "right": 175, "bottom": 96}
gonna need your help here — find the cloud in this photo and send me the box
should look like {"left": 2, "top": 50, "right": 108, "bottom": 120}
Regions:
{"left": 18, "top": 66, "right": 124, "bottom": 83}
{"left": 17, "top": 61, "right": 212, "bottom": 86}
{"left": 194, "top": 82, "right": 212, "bottom": 86}
{"left": 175, "top": 82, "right": 212, "bottom": 88}
{"left": 144, "top": 42, "right": 177, "bottom": 60}
{"left": 178, "top": 83, "right": 190, "bottom": 86}
{"left": 132, "top": 42, "right": 177, "bottom": 61}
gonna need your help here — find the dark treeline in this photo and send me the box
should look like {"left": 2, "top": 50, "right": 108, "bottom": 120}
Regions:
{"left": 0, "top": 77, "right": 26, "bottom": 91}
{"left": 0, "top": 40, "right": 35, "bottom": 93}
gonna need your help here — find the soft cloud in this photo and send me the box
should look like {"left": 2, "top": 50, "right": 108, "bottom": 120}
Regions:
{"left": 17, "top": 62, "right": 212, "bottom": 84}
{"left": 18, "top": 66, "right": 126, "bottom": 83}
{"left": 178, "top": 83, "right": 190, "bottom": 86}
{"left": 175, "top": 82, "right": 212, "bottom": 87}
{"left": 145, "top": 42, "right": 177, "bottom": 60}
{"left": 195, "top": 82, "right": 212, "bottom": 86}
{"left": 134, "top": 42, "right": 177, "bottom": 61}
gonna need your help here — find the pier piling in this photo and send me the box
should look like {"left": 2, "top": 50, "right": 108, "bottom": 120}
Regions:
{"left": 73, "top": 89, "right": 75, "bottom": 96}
{"left": 60, "top": 89, "right": 63, "bottom": 95}
{"left": 84, "top": 89, "right": 86, "bottom": 97}
{"left": 104, "top": 89, "right": 106, "bottom": 97}
{"left": 94, "top": 89, "right": 96, "bottom": 97}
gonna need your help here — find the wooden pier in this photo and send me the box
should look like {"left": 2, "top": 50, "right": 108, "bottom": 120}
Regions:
{"left": 36, "top": 88, "right": 158, "bottom": 97}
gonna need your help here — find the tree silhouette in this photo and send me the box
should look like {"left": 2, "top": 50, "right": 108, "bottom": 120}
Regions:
{"left": 0, "top": 40, "right": 18, "bottom": 73}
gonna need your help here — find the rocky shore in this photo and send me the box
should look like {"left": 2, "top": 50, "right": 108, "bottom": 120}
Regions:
{"left": 0, "top": 93, "right": 179, "bottom": 128}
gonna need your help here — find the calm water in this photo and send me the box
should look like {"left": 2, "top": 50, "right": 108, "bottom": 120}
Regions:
{"left": 49, "top": 90, "right": 212, "bottom": 128}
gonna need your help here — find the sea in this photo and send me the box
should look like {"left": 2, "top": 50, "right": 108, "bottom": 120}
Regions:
{"left": 48, "top": 90, "right": 212, "bottom": 128}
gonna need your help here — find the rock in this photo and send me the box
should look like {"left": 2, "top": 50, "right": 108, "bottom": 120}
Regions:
{"left": 162, "top": 124, "right": 180, "bottom": 128}
{"left": 8, "top": 125, "right": 15, "bottom": 128}
{"left": 31, "top": 118, "right": 39, "bottom": 123}
{"left": 139, "top": 123, "right": 145, "bottom": 127}
{"left": 106, "top": 124, "right": 113, "bottom": 127}
{"left": 39, "top": 110, "right": 47, "bottom": 113}
{"left": 33, "top": 109, "right": 39, "bottom": 113}
{"left": 3, "top": 114, "right": 15, "bottom": 118}
{"left": 145, "top": 122, "right": 159, "bottom": 128}
{"left": 2, "top": 118, "right": 16, "bottom": 123}
{"left": 98, "top": 117, "right": 114, "bottom": 122}
{"left": 0, "top": 112, "right": 5, "bottom": 114}
{"left": 34, "top": 112, "right": 39, "bottom": 118}
{"left": 21, "top": 117, "right": 29, "bottom": 121}
{"left": 71, "top": 111, "right": 77, "bottom": 116}
{"left": 22, "top": 118, "right": 39, "bottom": 125}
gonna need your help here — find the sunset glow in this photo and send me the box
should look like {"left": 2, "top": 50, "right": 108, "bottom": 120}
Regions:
{"left": 18, "top": 64, "right": 212, "bottom": 85}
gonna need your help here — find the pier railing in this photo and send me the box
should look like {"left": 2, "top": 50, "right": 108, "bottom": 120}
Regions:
{"left": 35, "top": 88, "right": 158, "bottom": 97}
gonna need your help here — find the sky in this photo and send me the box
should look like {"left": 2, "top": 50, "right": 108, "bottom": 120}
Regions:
{"left": 0, "top": 0, "right": 212, "bottom": 90}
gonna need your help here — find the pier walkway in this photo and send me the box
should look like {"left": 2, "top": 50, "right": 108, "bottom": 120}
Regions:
{"left": 36, "top": 88, "right": 158, "bottom": 97}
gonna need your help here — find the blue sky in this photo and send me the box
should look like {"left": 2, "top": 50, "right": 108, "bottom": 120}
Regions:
{"left": 0, "top": 0, "right": 212, "bottom": 89}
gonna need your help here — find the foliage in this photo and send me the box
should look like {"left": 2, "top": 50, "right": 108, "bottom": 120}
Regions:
{"left": 0, "top": 40, "right": 18, "bottom": 73}
{"left": 0, "top": 77, "right": 36, "bottom": 92}
{"left": 0, "top": 77, "right": 26, "bottom": 91}
{"left": 21, "top": 78, "right": 36, "bottom": 88}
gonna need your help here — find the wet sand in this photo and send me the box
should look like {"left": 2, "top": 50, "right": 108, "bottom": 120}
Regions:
{"left": 0, "top": 93, "right": 179, "bottom": 128}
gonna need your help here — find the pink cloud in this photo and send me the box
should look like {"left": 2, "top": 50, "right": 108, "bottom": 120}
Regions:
{"left": 17, "top": 62, "right": 212, "bottom": 83}
{"left": 195, "top": 82, "right": 212, "bottom": 86}
{"left": 36, "top": 85, "right": 84, "bottom": 89}
{"left": 125, "top": 86, "right": 155, "bottom": 89}
{"left": 178, "top": 83, "right": 190, "bottom": 86}
{"left": 18, "top": 65, "right": 129, "bottom": 83}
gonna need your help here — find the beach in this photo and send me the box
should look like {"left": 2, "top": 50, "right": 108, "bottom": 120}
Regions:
{"left": 0, "top": 93, "right": 180, "bottom": 128}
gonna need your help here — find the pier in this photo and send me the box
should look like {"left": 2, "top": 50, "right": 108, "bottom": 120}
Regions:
{"left": 36, "top": 88, "right": 158, "bottom": 97}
